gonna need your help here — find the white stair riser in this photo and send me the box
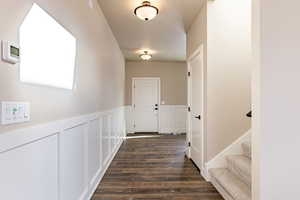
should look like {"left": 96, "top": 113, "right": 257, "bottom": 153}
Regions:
{"left": 227, "top": 156, "right": 251, "bottom": 188}
{"left": 242, "top": 142, "right": 251, "bottom": 159}
{"left": 209, "top": 168, "right": 251, "bottom": 200}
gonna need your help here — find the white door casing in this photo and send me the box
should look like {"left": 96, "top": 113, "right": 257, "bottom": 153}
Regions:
{"left": 187, "top": 45, "right": 205, "bottom": 171}
{"left": 132, "top": 78, "right": 160, "bottom": 133}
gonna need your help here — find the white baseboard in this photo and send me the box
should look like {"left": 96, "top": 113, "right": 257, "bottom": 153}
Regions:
{"left": 0, "top": 106, "right": 126, "bottom": 200}
{"left": 125, "top": 105, "right": 187, "bottom": 134}
{"left": 205, "top": 130, "right": 251, "bottom": 181}
{"left": 201, "top": 168, "right": 210, "bottom": 181}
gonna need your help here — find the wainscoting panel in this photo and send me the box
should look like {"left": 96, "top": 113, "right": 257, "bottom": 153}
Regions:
{"left": 107, "top": 115, "right": 113, "bottom": 155}
{"left": 125, "top": 106, "right": 135, "bottom": 133}
{"left": 159, "top": 105, "right": 187, "bottom": 134}
{"left": 60, "top": 124, "right": 88, "bottom": 200}
{"left": 102, "top": 115, "right": 110, "bottom": 166}
{"left": 88, "top": 119, "right": 102, "bottom": 190}
{"left": 126, "top": 105, "right": 187, "bottom": 134}
{"left": 0, "top": 134, "right": 58, "bottom": 200}
{"left": 0, "top": 107, "right": 126, "bottom": 200}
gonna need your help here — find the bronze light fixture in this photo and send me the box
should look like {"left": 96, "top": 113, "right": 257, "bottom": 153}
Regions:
{"left": 134, "top": 1, "right": 159, "bottom": 21}
{"left": 139, "top": 51, "right": 152, "bottom": 60}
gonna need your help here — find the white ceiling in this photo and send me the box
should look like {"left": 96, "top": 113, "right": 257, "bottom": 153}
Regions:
{"left": 97, "top": 0, "right": 205, "bottom": 61}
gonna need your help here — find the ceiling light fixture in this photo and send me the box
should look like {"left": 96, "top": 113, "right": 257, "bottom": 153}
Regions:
{"left": 140, "top": 51, "right": 152, "bottom": 60}
{"left": 134, "top": 1, "right": 159, "bottom": 21}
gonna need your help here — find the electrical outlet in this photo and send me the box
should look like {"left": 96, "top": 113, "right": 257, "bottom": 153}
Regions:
{"left": 0, "top": 102, "right": 30, "bottom": 125}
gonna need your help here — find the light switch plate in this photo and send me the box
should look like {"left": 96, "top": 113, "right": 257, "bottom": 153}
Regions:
{"left": 0, "top": 102, "right": 30, "bottom": 125}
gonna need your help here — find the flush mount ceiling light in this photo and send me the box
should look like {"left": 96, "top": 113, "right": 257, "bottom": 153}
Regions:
{"left": 140, "top": 51, "right": 152, "bottom": 60}
{"left": 134, "top": 1, "right": 159, "bottom": 21}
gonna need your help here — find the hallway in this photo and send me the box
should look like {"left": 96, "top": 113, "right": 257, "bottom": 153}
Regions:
{"left": 92, "top": 133, "right": 223, "bottom": 200}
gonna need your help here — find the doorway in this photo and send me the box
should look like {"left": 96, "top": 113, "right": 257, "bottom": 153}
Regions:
{"left": 187, "top": 45, "right": 205, "bottom": 171}
{"left": 132, "top": 78, "right": 160, "bottom": 133}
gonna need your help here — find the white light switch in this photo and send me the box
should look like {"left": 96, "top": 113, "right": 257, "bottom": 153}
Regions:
{"left": 0, "top": 102, "right": 30, "bottom": 125}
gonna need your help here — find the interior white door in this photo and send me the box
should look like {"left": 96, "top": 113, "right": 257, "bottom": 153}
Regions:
{"left": 133, "top": 78, "right": 159, "bottom": 132}
{"left": 189, "top": 52, "right": 203, "bottom": 170}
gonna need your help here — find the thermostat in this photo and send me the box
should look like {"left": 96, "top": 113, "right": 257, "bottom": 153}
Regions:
{"left": 1, "top": 41, "right": 20, "bottom": 64}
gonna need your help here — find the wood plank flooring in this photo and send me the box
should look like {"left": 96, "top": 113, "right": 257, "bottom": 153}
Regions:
{"left": 92, "top": 133, "right": 224, "bottom": 200}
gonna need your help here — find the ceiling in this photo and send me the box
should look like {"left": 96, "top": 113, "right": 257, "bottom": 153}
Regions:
{"left": 97, "top": 0, "right": 205, "bottom": 61}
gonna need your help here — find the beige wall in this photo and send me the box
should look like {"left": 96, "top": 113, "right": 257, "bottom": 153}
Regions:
{"left": 187, "top": 0, "right": 251, "bottom": 161}
{"left": 0, "top": 0, "right": 125, "bottom": 133}
{"left": 187, "top": 4, "right": 207, "bottom": 59}
{"left": 206, "top": 0, "right": 252, "bottom": 160}
{"left": 125, "top": 61, "right": 187, "bottom": 106}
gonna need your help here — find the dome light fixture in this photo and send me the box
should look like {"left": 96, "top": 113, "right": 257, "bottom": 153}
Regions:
{"left": 140, "top": 51, "right": 152, "bottom": 61}
{"left": 134, "top": 1, "right": 159, "bottom": 21}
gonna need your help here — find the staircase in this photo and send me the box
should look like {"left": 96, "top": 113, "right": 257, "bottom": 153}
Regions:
{"left": 209, "top": 141, "right": 251, "bottom": 200}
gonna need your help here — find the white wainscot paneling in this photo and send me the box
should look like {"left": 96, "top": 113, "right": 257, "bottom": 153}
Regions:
{"left": 125, "top": 106, "right": 135, "bottom": 133}
{"left": 108, "top": 115, "right": 114, "bottom": 153}
{"left": 159, "top": 105, "right": 187, "bottom": 134}
{"left": 60, "top": 124, "right": 88, "bottom": 200}
{"left": 112, "top": 113, "right": 118, "bottom": 148}
{"left": 88, "top": 119, "right": 102, "bottom": 192}
{"left": 126, "top": 105, "right": 187, "bottom": 134}
{"left": 0, "top": 135, "right": 58, "bottom": 200}
{"left": 102, "top": 115, "right": 110, "bottom": 166}
{"left": 0, "top": 106, "right": 126, "bottom": 200}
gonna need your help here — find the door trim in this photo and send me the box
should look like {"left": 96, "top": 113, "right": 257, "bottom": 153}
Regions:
{"left": 187, "top": 44, "right": 206, "bottom": 172}
{"left": 132, "top": 77, "right": 161, "bottom": 133}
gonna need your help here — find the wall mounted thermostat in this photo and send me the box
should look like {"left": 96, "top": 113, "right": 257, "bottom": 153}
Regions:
{"left": 1, "top": 40, "right": 20, "bottom": 64}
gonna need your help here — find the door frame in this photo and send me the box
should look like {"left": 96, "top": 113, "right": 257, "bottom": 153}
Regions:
{"left": 132, "top": 77, "right": 161, "bottom": 133}
{"left": 187, "top": 44, "right": 207, "bottom": 172}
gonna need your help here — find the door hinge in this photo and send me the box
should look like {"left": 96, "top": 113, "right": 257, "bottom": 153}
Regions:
{"left": 188, "top": 142, "right": 191, "bottom": 147}
{"left": 188, "top": 72, "right": 191, "bottom": 77}
{"left": 188, "top": 107, "right": 191, "bottom": 112}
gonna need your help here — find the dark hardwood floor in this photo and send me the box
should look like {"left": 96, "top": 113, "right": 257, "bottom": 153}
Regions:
{"left": 92, "top": 133, "right": 224, "bottom": 200}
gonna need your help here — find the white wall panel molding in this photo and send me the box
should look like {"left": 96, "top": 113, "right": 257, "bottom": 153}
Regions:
{"left": 125, "top": 106, "right": 135, "bottom": 133}
{"left": 159, "top": 105, "right": 187, "bottom": 134}
{"left": 0, "top": 134, "right": 59, "bottom": 200}
{"left": 126, "top": 105, "right": 187, "bottom": 134}
{"left": 0, "top": 106, "right": 126, "bottom": 200}
{"left": 87, "top": 137, "right": 123, "bottom": 200}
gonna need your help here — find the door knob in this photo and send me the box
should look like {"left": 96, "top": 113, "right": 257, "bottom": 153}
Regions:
{"left": 195, "top": 115, "right": 201, "bottom": 120}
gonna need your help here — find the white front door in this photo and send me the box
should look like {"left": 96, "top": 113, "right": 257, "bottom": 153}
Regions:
{"left": 133, "top": 78, "right": 160, "bottom": 133}
{"left": 189, "top": 51, "right": 203, "bottom": 170}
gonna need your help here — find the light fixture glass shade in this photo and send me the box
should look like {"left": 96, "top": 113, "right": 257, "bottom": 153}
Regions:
{"left": 140, "top": 51, "right": 152, "bottom": 60}
{"left": 134, "top": 1, "right": 159, "bottom": 21}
